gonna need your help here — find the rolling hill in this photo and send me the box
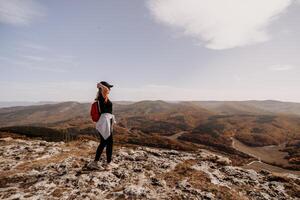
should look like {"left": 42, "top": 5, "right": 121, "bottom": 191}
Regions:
{"left": 1, "top": 100, "right": 300, "bottom": 170}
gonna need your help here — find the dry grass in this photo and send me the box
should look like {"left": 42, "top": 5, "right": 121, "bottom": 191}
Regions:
{"left": 161, "top": 159, "right": 245, "bottom": 200}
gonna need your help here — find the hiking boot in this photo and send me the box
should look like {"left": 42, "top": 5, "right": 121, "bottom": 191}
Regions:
{"left": 87, "top": 161, "right": 103, "bottom": 170}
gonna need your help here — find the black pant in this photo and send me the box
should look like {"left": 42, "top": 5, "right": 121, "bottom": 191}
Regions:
{"left": 94, "top": 119, "right": 113, "bottom": 163}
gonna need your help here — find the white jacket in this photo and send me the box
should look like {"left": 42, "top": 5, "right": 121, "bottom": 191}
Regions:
{"left": 96, "top": 113, "right": 116, "bottom": 140}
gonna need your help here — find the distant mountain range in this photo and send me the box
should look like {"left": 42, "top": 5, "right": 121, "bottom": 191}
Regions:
{"left": 189, "top": 100, "right": 300, "bottom": 116}
{"left": 0, "top": 101, "right": 135, "bottom": 108}
{"left": 0, "top": 101, "right": 59, "bottom": 108}
{"left": 2, "top": 99, "right": 300, "bottom": 114}
{"left": 1, "top": 100, "right": 300, "bottom": 169}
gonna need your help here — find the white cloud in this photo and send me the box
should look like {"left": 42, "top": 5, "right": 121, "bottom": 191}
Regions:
{"left": 25, "top": 65, "right": 68, "bottom": 73}
{"left": 10, "top": 60, "right": 65, "bottom": 73}
{"left": 22, "top": 55, "right": 45, "bottom": 61}
{"left": 268, "top": 64, "right": 295, "bottom": 71}
{"left": 148, "top": 0, "right": 292, "bottom": 49}
{"left": 22, "top": 42, "right": 48, "bottom": 51}
{"left": 0, "top": 0, "right": 44, "bottom": 26}
{"left": 9, "top": 54, "right": 76, "bottom": 73}
{"left": 0, "top": 81, "right": 96, "bottom": 102}
{"left": 0, "top": 56, "right": 9, "bottom": 61}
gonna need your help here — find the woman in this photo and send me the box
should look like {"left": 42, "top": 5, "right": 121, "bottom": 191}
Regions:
{"left": 89, "top": 81, "right": 116, "bottom": 170}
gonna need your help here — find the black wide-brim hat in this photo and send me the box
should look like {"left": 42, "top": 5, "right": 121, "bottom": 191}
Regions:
{"left": 100, "top": 81, "right": 113, "bottom": 88}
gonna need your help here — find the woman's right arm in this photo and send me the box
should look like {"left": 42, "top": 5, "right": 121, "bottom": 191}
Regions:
{"left": 97, "top": 83, "right": 109, "bottom": 101}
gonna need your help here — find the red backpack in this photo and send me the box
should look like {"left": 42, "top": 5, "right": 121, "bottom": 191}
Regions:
{"left": 90, "top": 101, "right": 101, "bottom": 122}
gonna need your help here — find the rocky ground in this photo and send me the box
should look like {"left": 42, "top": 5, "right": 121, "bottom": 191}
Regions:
{"left": 0, "top": 137, "right": 299, "bottom": 200}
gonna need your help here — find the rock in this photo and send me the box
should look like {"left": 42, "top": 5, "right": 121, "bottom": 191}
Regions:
{"left": 135, "top": 155, "right": 148, "bottom": 161}
{"left": 175, "top": 179, "right": 213, "bottom": 199}
{"left": 123, "top": 185, "right": 150, "bottom": 198}
{"left": 260, "top": 169, "right": 271, "bottom": 176}
{"left": 215, "top": 156, "right": 231, "bottom": 165}
{"left": 127, "top": 149, "right": 135, "bottom": 155}
{"left": 39, "top": 141, "right": 48, "bottom": 146}
{"left": 133, "top": 166, "right": 143, "bottom": 173}
{"left": 112, "top": 168, "right": 128, "bottom": 179}
{"left": 150, "top": 177, "right": 164, "bottom": 187}
{"left": 267, "top": 174, "right": 289, "bottom": 183}
{"left": 144, "top": 148, "right": 162, "bottom": 157}
{"left": 160, "top": 162, "right": 171, "bottom": 169}
{"left": 166, "top": 150, "right": 180, "bottom": 156}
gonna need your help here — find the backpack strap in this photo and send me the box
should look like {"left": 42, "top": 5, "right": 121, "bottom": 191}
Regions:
{"left": 97, "top": 100, "right": 101, "bottom": 115}
{"left": 95, "top": 90, "right": 101, "bottom": 114}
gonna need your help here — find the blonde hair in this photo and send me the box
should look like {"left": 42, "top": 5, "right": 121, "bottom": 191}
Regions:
{"left": 95, "top": 89, "right": 100, "bottom": 101}
{"left": 95, "top": 88, "right": 109, "bottom": 102}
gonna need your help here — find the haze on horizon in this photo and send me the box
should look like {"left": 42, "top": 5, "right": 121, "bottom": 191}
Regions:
{"left": 1, "top": 0, "right": 300, "bottom": 102}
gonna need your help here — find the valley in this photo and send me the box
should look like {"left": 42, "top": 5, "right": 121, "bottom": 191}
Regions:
{"left": 231, "top": 138, "right": 300, "bottom": 175}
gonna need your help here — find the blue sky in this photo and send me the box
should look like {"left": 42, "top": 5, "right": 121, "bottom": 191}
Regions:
{"left": 0, "top": 0, "right": 300, "bottom": 102}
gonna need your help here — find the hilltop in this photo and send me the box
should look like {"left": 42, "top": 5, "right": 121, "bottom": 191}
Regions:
{"left": 0, "top": 137, "right": 299, "bottom": 199}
